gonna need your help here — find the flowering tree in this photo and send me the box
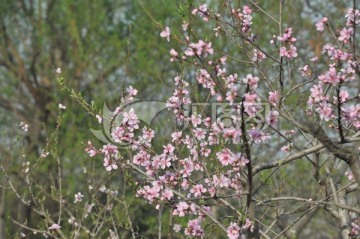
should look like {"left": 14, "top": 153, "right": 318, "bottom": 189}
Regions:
{"left": 78, "top": 1, "right": 360, "bottom": 238}
{"left": 2, "top": 1, "right": 360, "bottom": 239}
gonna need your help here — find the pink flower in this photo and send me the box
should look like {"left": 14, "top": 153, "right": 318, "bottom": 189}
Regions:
{"left": 279, "top": 47, "right": 287, "bottom": 57}
{"left": 74, "top": 192, "right": 84, "bottom": 203}
{"left": 196, "top": 69, "right": 215, "bottom": 94}
{"left": 173, "top": 224, "right": 182, "bottom": 232}
{"left": 160, "top": 26, "right": 170, "bottom": 41}
{"left": 126, "top": 85, "right": 138, "bottom": 96}
{"left": 247, "top": 129, "right": 270, "bottom": 144}
{"left": 281, "top": 144, "right": 291, "bottom": 152}
{"left": 299, "top": 65, "right": 311, "bottom": 77}
{"left": 252, "top": 49, "right": 266, "bottom": 62}
{"left": 267, "top": 110, "right": 279, "bottom": 127}
{"left": 200, "top": 142, "right": 211, "bottom": 157}
{"left": 280, "top": 46, "right": 287, "bottom": 56}
{"left": 243, "top": 74, "right": 259, "bottom": 89}
{"left": 338, "top": 27, "right": 353, "bottom": 43}
{"left": 187, "top": 40, "right": 213, "bottom": 57}
{"left": 237, "top": 6, "right": 253, "bottom": 33}
{"left": 316, "top": 102, "right": 333, "bottom": 121}
{"left": 194, "top": 4, "right": 210, "bottom": 22}
{"left": 345, "top": 8, "right": 360, "bottom": 26}
{"left": 227, "top": 222, "right": 240, "bottom": 239}
{"left": 171, "top": 131, "right": 182, "bottom": 143}
{"left": 212, "top": 174, "right": 230, "bottom": 188}
{"left": 190, "top": 184, "right": 207, "bottom": 197}
{"left": 163, "top": 144, "right": 175, "bottom": 154}
{"left": 243, "top": 218, "right": 254, "bottom": 232}
{"left": 243, "top": 6, "right": 252, "bottom": 14}
{"left": 161, "top": 188, "right": 173, "bottom": 200}
{"left": 101, "top": 144, "right": 118, "bottom": 157}
{"left": 309, "top": 84, "right": 323, "bottom": 103}
{"left": 85, "top": 141, "right": 97, "bottom": 157}
{"left": 277, "top": 28, "right": 296, "bottom": 43}
{"left": 342, "top": 104, "right": 360, "bottom": 121}
{"left": 315, "top": 17, "right": 328, "bottom": 31}
{"left": 180, "top": 158, "right": 195, "bottom": 177}
{"left": 151, "top": 155, "right": 161, "bottom": 169}
{"left": 49, "top": 223, "right": 61, "bottom": 230}
{"left": 288, "top": 45, "right": 298, "bottom": 58}
{"left": 202, "top": 41, "right": 214, "bottom": 55}
{"left": 132, "top": 150, "right": 150, "bottom": 166}
{"left": 269, "top": 91, "right": 279, "bottom": 107}
{"left": 310, "top": 56, "right": 318, "bottom": 62}
{"left": 111, "top": 126, "right": 126, "bottom": 143}
{"left": 345, "top": 170, "right": 354, "bottom": 181}
{"left": 181, "top": 179, "right": 189, "bottom": 190}
{"left": 170, "top": 49, "right": 178, "bottom": 61}
{"left": 223, "top": 72, "right": 235, "bottom": 86}
{"left": 234, "top": 153, "right": 249, "bottom": 167}
{"left": 199, "top": 4, "right": 208, "bottom": 13}
{"left": 136, "top": 181, "right": 162, "bottom": 202}
{"left": 216, "top": 148, "right": 235, "bottom": 166}
{"left": 223, "top": 128, "right": 242, "bottom": 143}
{"left": 350, "top": 222, "right": 360, "bottom": 237}
{"left": 322, "top": 44, "right": 350, "bottom": 60}
{"left": 220, "top": 56, "right": 227, "bottom": 64}
{"left": 226, "top": 86, "right": 238, "bottom": 105}
{"left": 193, "top": 128, "right": 206, "bottom": 140}
{"left": 244, "top": 92, "right": 257, "bottom": 104}
{"left": 338, "top": 90, "right": 349, "bottom": 103}
{"left": 244, "top": 92, "right": 259, "bottom": 116}
{"left": 103, "top": 157, "right": 118, "bottom": 171}
{"left": 185, "top": 219, "right": 204, "bottom": 237}
{"left": 184, "top": 48, "right": 195, "bottom": 56}
{"left": 123, "top": 108, "right": 139, "bottom": 130}
{"left": 101, "top": 144, "right": 118, "bottom": 156}
{"left": 280, "top": 45, "right": 297, "bottom": 59}
{"left": 142, "top": 127, "right": 155, "bottom": 141}
{"left": 191, "top": 114, "right": 202, "bottom": 126}
{"left": 173, "top": 201, "right": 189, "bottom": 217}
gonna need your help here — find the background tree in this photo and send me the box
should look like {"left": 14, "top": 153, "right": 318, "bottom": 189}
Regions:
{"left": 0, "top": 0, "right": 178, "bottom": 238}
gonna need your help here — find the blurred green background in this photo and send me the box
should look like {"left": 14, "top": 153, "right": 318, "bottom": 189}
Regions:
{"left": 0, "top": 0, "right": 353, "bottom": 238}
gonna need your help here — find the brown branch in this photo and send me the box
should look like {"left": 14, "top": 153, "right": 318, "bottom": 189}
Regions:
{"left": 253, "top": 143, "right": 325, "bottom": 175}
{"left": 338, "top": 190, "right": 351, "bottom": 239}
{"left": 300, "top": 121, "right": 360, "bottom": 185}
{"left": 336, "top": 85, "right": 345, "bottom": 142}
